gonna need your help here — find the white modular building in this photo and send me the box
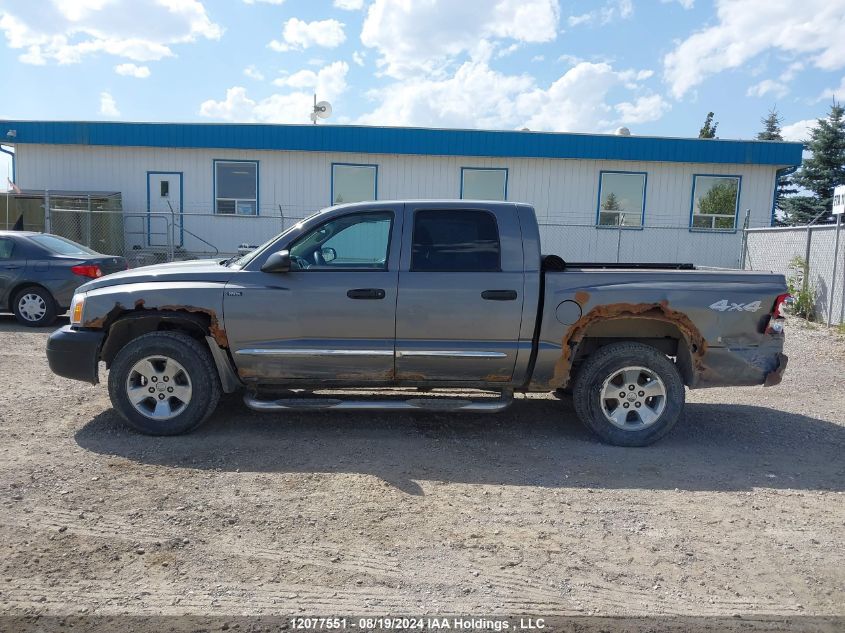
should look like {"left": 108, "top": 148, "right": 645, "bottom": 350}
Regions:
{"left": 0, "top": 120, "right": 803, "bottom": 267}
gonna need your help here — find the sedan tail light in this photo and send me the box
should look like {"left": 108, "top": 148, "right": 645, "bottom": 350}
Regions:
{"left": 71, "top": 264, "right": 103, "bottom": 278}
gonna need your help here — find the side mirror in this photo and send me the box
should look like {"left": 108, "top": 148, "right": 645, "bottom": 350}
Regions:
{"left": 261, "top": 249, "right": 291, "bottom": 273}
{"left": 320, "top": 246, "right": 337, "bottom": 263}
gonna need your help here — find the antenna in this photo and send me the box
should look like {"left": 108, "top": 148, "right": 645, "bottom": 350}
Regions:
{"left": 310, "top": 94, "right": 332, "bottom": 124}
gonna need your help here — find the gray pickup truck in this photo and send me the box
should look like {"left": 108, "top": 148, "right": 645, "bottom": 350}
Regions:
{"left": 46, "top": 200, "right": 789, "bottom": 446}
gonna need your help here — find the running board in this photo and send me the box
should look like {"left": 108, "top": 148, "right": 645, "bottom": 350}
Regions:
{"left": 244, "top": 390, "right": 514, "bottom": 413}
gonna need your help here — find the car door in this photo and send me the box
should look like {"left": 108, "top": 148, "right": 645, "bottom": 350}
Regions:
{"left": 0, "top": 236, "right": 25, "bottom": 307}
{"left": 394, "top": 203, "right": 526, "bottom": 383}
{"left": 224, "top": 205, "right": 403, "bottom": 383}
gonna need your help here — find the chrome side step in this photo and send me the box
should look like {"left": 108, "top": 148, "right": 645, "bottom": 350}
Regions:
{"left": 244, "top": 390, "right": 513, "bottom": 413}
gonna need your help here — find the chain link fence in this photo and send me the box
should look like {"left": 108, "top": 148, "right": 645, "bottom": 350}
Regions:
{"left": 743, "top": 223, "right": 845, "bottom": 325}
{"left": 6, "top": 190, "right": 752, "bottom": 276}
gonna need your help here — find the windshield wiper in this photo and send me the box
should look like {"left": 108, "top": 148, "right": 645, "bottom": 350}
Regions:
{"left": 220, "top": 254, "right": 241, "bottom": 267}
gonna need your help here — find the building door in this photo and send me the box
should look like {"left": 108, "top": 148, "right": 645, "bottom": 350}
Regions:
{"left": 147, "top": 172, "right": 182, "bottom": 247}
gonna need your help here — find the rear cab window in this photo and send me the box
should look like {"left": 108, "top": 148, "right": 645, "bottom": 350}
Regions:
{"left": 411, "top": 209, "right": 501, "bottom": 272}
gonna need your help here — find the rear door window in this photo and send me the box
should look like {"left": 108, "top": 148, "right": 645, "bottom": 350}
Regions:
{"left": 411, "top": 209, "right": 501, "bottom": 272}
{"left": 0, "top": 238, "right": 13, "bottom": 259}
{"left": 28, "top": 235, "right": 97, "bottom": 256}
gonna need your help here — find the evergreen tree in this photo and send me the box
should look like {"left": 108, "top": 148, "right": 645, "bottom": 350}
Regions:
{"left": 602, "top": 192, "right": 621, "bottom": 210}
{"left": 756, "top": 107, "right": 798, "bottom": 211}
{"left": 756, "top": 108, "right": 783, "bottom": 141}
{"left": 786, "top": 100, "right": 845, "bottom": 224}
{"left": 699, "top": 112, "right": 718, "bottom": 139}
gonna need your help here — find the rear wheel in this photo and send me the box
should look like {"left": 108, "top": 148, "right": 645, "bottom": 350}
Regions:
{"left": 108, "top": 331, "right": 221, "bottom": 435}
{"left": 572, "top": 342, "right": 684, "bottom": 446}
{"left": 13, "top": 286, "right": 57, "bottom": 327}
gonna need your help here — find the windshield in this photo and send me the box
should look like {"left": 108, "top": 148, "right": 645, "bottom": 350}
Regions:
{"left": 29, "top": 234, "right": 98, "bottom": 257}
{"left": 228, "top": 209, "right": 324, "bottom": 268}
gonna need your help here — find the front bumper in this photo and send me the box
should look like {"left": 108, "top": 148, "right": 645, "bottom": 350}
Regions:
{"left": 46, "top": 325, "right": 104, "bottom": 384}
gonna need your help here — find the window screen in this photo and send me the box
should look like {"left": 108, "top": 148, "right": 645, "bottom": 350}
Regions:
{"left": 461, "top": 168, "right": 507, "bottom": 201}
{"left": 411, "top": 209, "right": 501, "bottom": 272}
{"left": 691, "top": 175, "right": 740, "bottom": 230}
{"left": 332, "top": 164, "right": 377, "bottom": 204}
{"left": 597, "top": 172, "right": 646, "bottom": 227}
{"left": 215, "top": 161, "right": 258, "bottom": 215}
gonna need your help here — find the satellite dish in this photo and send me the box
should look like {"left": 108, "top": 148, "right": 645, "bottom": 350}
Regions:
{"left": 315, "top": 101, "right": 332, "bottom": 119}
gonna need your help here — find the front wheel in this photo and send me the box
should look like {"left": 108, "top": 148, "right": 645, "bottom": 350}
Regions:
{"left": 108, "top": 331, "right": 221, "bottom": 435}
{"left": 572, "top": 342, "right": 684, "bottom": 446}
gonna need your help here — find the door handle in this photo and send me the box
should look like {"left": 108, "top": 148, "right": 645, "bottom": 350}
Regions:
{"left": 3, "top": 264, "right": 21, "bottom": 270}
{"left": 347, "top": 288, "right": 386, "bottom": 300}
{"left": 482, "top": 290, "right": 518, "bottom": 301}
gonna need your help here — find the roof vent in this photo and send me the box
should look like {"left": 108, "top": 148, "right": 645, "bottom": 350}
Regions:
{"left": 615, "top": 127, "right": 631, "bottom": 136}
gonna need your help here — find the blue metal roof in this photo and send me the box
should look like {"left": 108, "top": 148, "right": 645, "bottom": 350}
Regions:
{"left": 0, "top": 120, "right": 804, "bottom": 166}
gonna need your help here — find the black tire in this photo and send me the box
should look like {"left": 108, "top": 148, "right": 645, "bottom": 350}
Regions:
{"left": 572, "top": 342, "right": 684, "bottom": 447}
{"left": 108, "top": 331, "right": 221, "bottom": 435}
{"left": 12, "top": 285, "right": 57, "bottom": 327}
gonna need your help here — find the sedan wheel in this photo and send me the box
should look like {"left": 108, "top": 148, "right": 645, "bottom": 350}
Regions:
{"left": 18, "top": 293, "right": 47, "bottom": 322}
{"left": 12, "top": 286, "right": 58, "bottom": 327}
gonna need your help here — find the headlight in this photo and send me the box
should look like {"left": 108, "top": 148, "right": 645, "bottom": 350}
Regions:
{"left": 70, "top": 293, "right": 86, "bottom": 325}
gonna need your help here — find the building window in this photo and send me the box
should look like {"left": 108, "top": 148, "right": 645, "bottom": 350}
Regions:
{"left": 461, "top": 168, "right": 507, "bottom": 201}
{"left": 597, "top": 171, "right": 646, "bottom": 227}
{"left": 691, "top": 175, "right": 740, "bottom": 230}
{"left": 160, "top": 180, "right": 169, "bottom": 198}
{"left": 332, "top": 164, "right": 377, "bottom": 204}
{"left": 215, "top": 160, "right": 258, "bottom": 215}
{"left": 411, "top": 209, "right": 501, "bottom": 272}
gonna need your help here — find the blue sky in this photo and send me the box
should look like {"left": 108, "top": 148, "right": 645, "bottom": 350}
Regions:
{"left": 1, "top": 0, "right": 844, "bottom": 181}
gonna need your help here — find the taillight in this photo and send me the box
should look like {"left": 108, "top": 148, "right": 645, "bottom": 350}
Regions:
{"left": 766, "top": 293, "right": 790, "bottom": 334}
{"left": 71, "top": 264, "right": 103, "bottom": 278}
{"left": 772, "top": 293, "right": 790, "bottom": 318}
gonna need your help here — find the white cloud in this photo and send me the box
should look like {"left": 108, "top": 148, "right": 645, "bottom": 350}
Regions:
{"left": 660, "top": 0, "right": 694, "bottom": 8}
{"left": 114, "top": 62, "right": 150, "bottom": 78}
{"left": 781, "top": 119, "right": 816, "bottom": 142}
{"left": 615, "top": 94, "right": 671, "bottom": 124}
{"left": 817, "top": 75, "right": 845, "bottom": 102}
{"left": 356, "top": 61, "right": 667, "bottom": 132}
{"left": 352, "top": 50, "right": 365, "bottom": 66}
{"left": 273, "top": 61, "right": 349, "bottom": 94}
{"left": 567, "top": 0, "right": 633, "bottom": 26}
{"left": 200, "top": 61, "right": 349, "bottom": 123}
{"left": 269, "top": 18, "right": 345, "bottom": 52}
{"left": 243, "top": 65, "right": 264, "bottom": 80}
{"left": 361, "top": 0, "right": 560, "bottom": 79}
{"left": 334, "top": 0, "right": 364, "bottom": 9}
{"left": 664, "top": 0, "right": 845, "bottom": 99}
{"left": 99, "top": 91, "right": 120, "bottom": 117}
{"left": 0, "top": 1, "right": 221, "bottom": 66}
{"left": 746, "top": 79, "right": 788, "bottom": 99}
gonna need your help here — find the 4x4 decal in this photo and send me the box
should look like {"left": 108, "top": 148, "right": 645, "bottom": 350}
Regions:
{"left": 709, "top": 299, "right": 762, "bottom": 312}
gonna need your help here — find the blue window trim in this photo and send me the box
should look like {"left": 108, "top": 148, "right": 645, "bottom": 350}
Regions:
{"left": 595, "top": 170, "right": 647, "bottom": 230}
{"left": 146, "top": 171, "right": 184, "bottom": 247}
{"left": 0, "top": 145, "right": 14, "bottom": 183}
{"left": 460, "top": 167, "right": 508, "bottom": 201}
{"left": 688, "top": 173, "right": 742, "bottom": 233}
{"left": 213, "top": 159, "right": 260, "bottom": 216}
{"left": 330, "top": 162, "right": 378, "bottom": 205}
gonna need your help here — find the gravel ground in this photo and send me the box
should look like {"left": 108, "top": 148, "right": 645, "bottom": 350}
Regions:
{"left": 0, "top": 315, "right": 843, "bottom": 630}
